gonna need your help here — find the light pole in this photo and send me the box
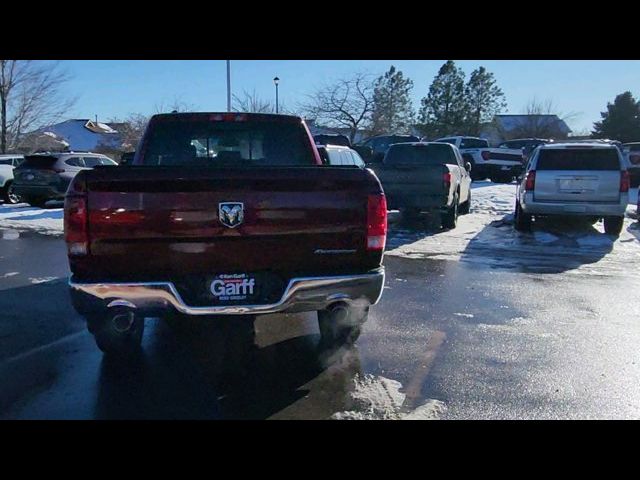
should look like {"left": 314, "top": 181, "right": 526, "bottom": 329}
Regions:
{"left": 273, "top": 76, "right": 280, "bottom": 114}
{"left": 226, "top": 60, "right": 231, "bottom": 111}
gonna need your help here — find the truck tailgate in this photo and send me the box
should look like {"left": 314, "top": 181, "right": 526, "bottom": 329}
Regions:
{"left": 74, "top": 166, "right": 383, "bottom": 279}
{"left": 377, "top": 164, "right": 448, "bottom": 206}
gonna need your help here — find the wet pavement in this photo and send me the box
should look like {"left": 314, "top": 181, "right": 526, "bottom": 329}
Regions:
{"left": 2, "top": 219, "right": 640, "bottom": 419}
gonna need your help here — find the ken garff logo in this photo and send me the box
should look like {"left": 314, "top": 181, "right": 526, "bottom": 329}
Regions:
{"left": 218, "top": 202, "right": 244, "bottom": 228}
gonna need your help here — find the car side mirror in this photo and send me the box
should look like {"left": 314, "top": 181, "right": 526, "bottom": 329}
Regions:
{"left": 465, "top": 162, "right": 472, "bottom": 172}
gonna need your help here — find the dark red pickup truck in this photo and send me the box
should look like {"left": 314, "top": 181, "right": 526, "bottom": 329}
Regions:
{"left": 64, "top": 112, "right": 387, "bottom": 356}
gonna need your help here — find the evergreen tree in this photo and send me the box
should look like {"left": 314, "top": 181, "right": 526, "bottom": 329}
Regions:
{"left": 592, "top": 91, "right": 640, "bottom": 143}
{"left": 370, "top": 66, "right": 415, "bottom": 135}
{"left": 418, "top": 60, "right": 468, "bottom": 139}
{"left": 464, "top": 66, "right": 507, "bottom": 136}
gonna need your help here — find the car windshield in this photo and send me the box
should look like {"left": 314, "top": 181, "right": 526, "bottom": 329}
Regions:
{"left": 17, "top": 155, "right": 59, "bottom": 169}
{"left": 142, "top": 119, "right": 316, "bottom": 167}
{"left": 536, "top": 148, "right": 620, "bottom": 170}
{"left": 384, "top": 143, "right": 456, "bottom": 166}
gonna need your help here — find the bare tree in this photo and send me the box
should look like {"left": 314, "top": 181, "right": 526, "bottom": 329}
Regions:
{"left": 153, "top": 97, "right": 197, "bottom": 114}
{"left": 0, "top": 60, "right": 76, "bottom": 153}
{"left": 300, "top": 73, "right": 375, "bottom": 142}
{"left": 108, "top": 113, "right": 149, "bottom": 151}
{"left": 233, "top": 89, "right": 275, "bottom": 113}
{"left": 497, "top": 97, "right": 578, "bottom": 140}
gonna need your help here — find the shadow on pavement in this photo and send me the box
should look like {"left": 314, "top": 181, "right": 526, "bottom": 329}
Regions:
{"left": 94, "top": 317, "right": 362, "bottom": 419}
{"left": 460, "top": 214, "right": 615, "bottom": 274}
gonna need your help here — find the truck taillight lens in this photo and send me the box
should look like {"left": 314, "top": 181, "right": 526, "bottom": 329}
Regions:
{"left": 443, "top": 171, "right": 452, "bottom": 186}
{"left": 621, "top": 170, "right": 630, "bottom": 193}
{"left": 524, "top": 170, "right": 536, "bottom": 191}
{"left": 64, "top": 196, "right": 88, "bottom": 255}
{"left": 367, "top": 194, "right": 387, "bottom": 251}
{"left": 481, "top": 150, "right": 491, "bottom": 161}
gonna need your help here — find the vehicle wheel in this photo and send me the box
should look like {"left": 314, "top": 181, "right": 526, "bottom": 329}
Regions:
{"left": 318, "top": 303, "right": 368, "bottom": 348}
{"left": 403, "top": 207, "right": 421, "bottom": 221}
{"left": 88, "top": 307, "right": 145, "bottom": 358}
{"left": 491, "top": 174, "right": 513, "bottom": 184}
{"left": 23, "top": 196, "right": 47, "bottom": 208}
{"left": 441, "top": 193, "right": 459, "bottom": 229}
{"left": 3, "top": 181, "right": 21, "bottom": 204}
{"left": 459, "top": 190, "right": 471, "bottom": 214}
{"left": 603, "top": 216, "right": 624, "bottom": 236}
{"left": 514, "top": 200, "right": 532, "bottom": 232}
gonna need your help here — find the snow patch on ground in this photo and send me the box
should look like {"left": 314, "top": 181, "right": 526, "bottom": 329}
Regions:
{"left": 1, "top": 272, "right": 18, "bottom": 278}
{"left": 331, "top": 374, "right": 446, "bottom": 420}
{"left": 0, "top": 204, "right": 63, "bottom": 236}
{"left": 386, "top": 183, "right": 640, "bottom": 277}
{"left": 28, "top": 277, "right": 58, "bottom": 284}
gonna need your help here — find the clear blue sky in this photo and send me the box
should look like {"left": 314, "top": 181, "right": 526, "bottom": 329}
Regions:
{"left": 61, "top": 60, "right": 640, "bottom": 134}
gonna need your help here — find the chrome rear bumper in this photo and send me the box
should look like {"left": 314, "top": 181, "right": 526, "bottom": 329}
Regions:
{"left": 69, "top": 268, "right": 385, "bottom": 316}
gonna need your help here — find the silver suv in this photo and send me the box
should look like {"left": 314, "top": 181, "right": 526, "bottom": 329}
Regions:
{"left": 13, "top": 152, "right": 117, "bottom": 207}
{"left": 514, "top": 143, "right": 629, "bottom": 236}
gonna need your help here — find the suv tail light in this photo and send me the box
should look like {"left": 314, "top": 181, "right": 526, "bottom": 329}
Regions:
{"left": 621, "top": 170, "right": 630, "bottom": 193}
{"left": 524, "top": 170, "right": 536, "bottom": 191}
{"left": 64, "top": 174, "right": 89, "bottom": 256}
{"left": 367, "top": 194, "right": 387, "bottom": 251}
{"left": 481, "top": 150, "right": 491, "bottom": 161}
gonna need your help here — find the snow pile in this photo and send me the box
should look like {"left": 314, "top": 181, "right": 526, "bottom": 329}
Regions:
{"left": 386, "top": 182, "right": 640, "bottom": 276}
{"left": 0, "top": 204, "right": 63, "bottom": 236}
{"left": 331, "top": 374, "right": 446, "bottom": 420}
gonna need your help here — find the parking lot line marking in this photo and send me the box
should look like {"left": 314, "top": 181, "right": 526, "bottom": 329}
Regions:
{"left": 0, "top": 330, "right": 86, "bottom": 367}
{"left": 401, "top": 330, "right": 446, "bottom": 412}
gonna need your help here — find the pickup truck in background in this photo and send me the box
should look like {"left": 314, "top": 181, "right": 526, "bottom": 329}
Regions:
{"left": 373, "top": 142, "right": 472, "bottom": 229}
{"left": 64, "top": 112, "right": 387, "bottom": 357}
{"left": 432, "top": 136, "right": 525, "bottom": 183}
{"left": 0, "top": 155, "right": 24, "bottom": 204}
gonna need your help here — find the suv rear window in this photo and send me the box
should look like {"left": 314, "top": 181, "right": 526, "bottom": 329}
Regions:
{"left": 142, "top": 118, "right": 316, "bottom": 167}
{"left": 385, "top": 143, "right": 456, "bottom": 166}
{"left": 17, "top": 156, "right": 58, "bottom": 169}
{"left": 460, "top": 138, "right": 489, "bottom": 149}
{"left": 536, "top": 148, "right": 620, "bottom": 171}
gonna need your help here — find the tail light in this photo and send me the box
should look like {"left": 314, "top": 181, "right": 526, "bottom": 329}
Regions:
{"left": 481, "top": 151, "right": 491, "bottom": 161}
{"left": 367, "top": 194, "right": 387, "bottom": 251}
{"left": 524, "top": 170, "right": 536, "bottom": 191}
{"left": 443, "top": 171, "right": 452, "bottom": 188}
{"left": 64, "top": 174, "right": 89, "bottom": 256}
{"left": 621, "top": 170, "right": 630, "bottom": 193}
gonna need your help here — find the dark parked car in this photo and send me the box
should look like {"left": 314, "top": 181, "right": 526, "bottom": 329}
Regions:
{"left": 357, "top": 135, "right": 420, "bottom": 163}
{"left": 374, "top": 142, "right": 472, "bottom": 228}
{"left": 65, "top": 112, "right": 387, "bottom": 357}
{"left": 498, "top": 138, "right": 554, "bottom": 160}
{"left": 313, "top": 134, "right": 351, "bottom": 147}
{"left": 13, "top": 152, "right": 117, "bottom": 207}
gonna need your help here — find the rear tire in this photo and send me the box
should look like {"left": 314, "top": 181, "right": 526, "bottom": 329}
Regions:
{"left": 3, "top": 181, "right": 21, "bottom": 204}
{"left": 441, "top": 193, "right": 459, "bottom": 229}
{"left": 318, "top": 303, "right": 368, "bottom": 349}
{"left": 603, "top": 216, "right": 624, "bottom": 236}
{"left": 88, "top": 308, "right": 145, "bottom": 358}
{"left": 459, "top": 190, "right": 471, "bottom": 215}
{"left": 491, "top": 174, "right": 513, "bottom": 184}
{"left": 514, "top": 200, "right": 532, "bottom": 232}
{"left": 23, "top": 196, "right": 47, "bottom": 208}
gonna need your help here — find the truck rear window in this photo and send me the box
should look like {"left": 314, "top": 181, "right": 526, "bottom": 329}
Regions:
{"left": 384, "top": 143, "right": 456, "bottom": 166}
{"left": 460, "top": 138, "right": 489, "bottom": 149}
{"left": 536, "top": 149, "right": 620, "bottom": 171}
{"left": 141, "top": 119, "right": 316, "bottom": 167}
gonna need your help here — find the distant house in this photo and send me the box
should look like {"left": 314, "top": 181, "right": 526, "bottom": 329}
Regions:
{"left": 481, "top": 114, "right": 572, "bottom": 145}
{"left": 29, "top": 119, "right": 122, "bottom": 151}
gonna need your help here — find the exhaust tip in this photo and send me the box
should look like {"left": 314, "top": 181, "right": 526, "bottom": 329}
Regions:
{"left": 112, "top": 311, "right": 135, "bottom": 333}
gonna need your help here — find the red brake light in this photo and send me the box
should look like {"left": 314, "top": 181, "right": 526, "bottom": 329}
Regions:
{"left": 64, "top": 174, "right": 89, "bottom": 255}
{"left": 367, "top": 194, "right": 387, "bottom": 251}
{"left": 621, "top": 170, "right": 630, "bottom": 193}
{"left": 443, "top": 171, "right": 452, "bottom": 185}
{"left": 481, "top": 150, "right": 491, "bottom": 161}
{"left": 525, "top": 170, "right": 536, "bottom": 191}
